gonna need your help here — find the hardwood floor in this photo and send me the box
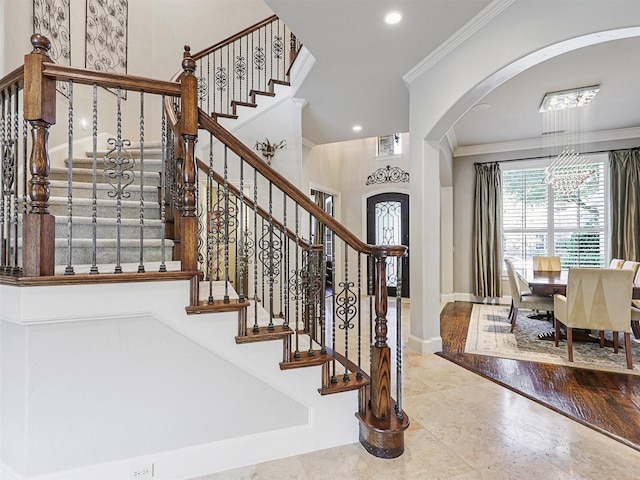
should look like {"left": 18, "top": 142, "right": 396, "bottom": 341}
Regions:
{"left": 437, "top": 301, "right": 640, "bottom": 451}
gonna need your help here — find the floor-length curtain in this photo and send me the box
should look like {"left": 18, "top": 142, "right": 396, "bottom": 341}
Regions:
{"left": 473, "top": 163, "right": 503, "bottom": 297}
{"left": 609, "top": 149, "right": 640, "bottom": 261}
{"left": 312, "top": 190, "right": 327, "bottom": 245}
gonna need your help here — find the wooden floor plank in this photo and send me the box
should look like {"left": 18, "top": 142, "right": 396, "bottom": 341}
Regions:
{"left": 437, "top": 301, "right": 640, "bottom": 451}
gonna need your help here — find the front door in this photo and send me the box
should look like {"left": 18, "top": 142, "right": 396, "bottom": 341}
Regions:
{"left": 366, "top": 193, "right": 409, "bottom": 297}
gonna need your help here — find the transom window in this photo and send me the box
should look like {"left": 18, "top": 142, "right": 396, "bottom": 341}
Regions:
{"left": 502, "top": 154, "right": 607, "bottom": 272}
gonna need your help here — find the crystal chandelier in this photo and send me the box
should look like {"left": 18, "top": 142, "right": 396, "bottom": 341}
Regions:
{"left": 543, "top": 147, "right": 596, "bottom": 195}
{"left": 540, "top": 86, "right": 599, "bottom": 195}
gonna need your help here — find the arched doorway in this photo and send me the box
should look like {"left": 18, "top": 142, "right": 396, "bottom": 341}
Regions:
{"left": 366, "top": 192, "right": 409, "bottom": 297}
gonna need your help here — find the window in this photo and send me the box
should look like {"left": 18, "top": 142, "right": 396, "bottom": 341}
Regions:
{"left": 376, "top": 134, "right": 402, "bottom": 157}
{"left": 502, "top": 155, "right": 607, "bottom": 273}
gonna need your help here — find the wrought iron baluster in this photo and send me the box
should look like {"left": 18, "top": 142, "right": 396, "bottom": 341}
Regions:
{"left": 90, "top": 84, "right": 99, "bottom": 274}
{"left": 268, "top": 181, "right": 274, "bottom": 329}
{"left": 64, "top": 79, "right": 74, "bottom": 275}
{"left": 159, "top": 94, "right": 167, "bottom": 272}
{"left": 103, "top": 87, "right": 134, "bottom": 274}
{"left": 223, "top": 146, "right": 230, "bottom": 303}
{"left": 207, "top": 133, "right": 214, "bottom": 303}
{"left": 238, "top": 158, "right": 246, "bottom": 301}
{"left": 1, "top": 90, "right": 7, "bottom": 271}
{"left": 11, "top": 85, "right": 19, "bottom": 273}
{"left": 369, "top": 255, "right": 374, "bottom": 373}
{"left": 282, "top": 192, "right": 288, "bottom": 328}
{"left": 395, "top": 256, "right": 404, "bottom": 420}
{"left": 330, "top": 238, "right": 337, "bottom": 384}
{"left": 137, "top": 91, "right": 145, "bottom": 273}
{"left": 293, "top": 202, "right": 301, "bottom": 357}
{"left": 357, "top": 253, "right": 363, "bottom": 379}
{"left": 253, "top": 167, "right": 259, "bottom": 332}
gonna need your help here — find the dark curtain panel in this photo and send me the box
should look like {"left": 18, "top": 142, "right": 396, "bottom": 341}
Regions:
{"left": 473, "top": 163, "right": 503, "bottom": 297}
{"left": 609, "top": 149, "right": 640, "bottom": 261}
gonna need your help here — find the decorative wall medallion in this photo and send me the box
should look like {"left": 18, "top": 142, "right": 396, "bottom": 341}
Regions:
{"left": 85, "top": 0, "right": 128, "bottom": 96}
{"left": 33, "top": 0, "right": 71, "bottom": 96}
{"left": 365, "top": 165, "right": 409, "bottom": 185}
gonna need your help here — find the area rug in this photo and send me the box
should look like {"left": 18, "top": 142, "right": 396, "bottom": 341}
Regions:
{"left": 465, "top": 304, "right": 640, "bottom": 375}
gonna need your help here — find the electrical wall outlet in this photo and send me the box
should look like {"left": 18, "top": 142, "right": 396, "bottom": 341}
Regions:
{"left": 131, "top": 464, "right": 154, "bottom": 479}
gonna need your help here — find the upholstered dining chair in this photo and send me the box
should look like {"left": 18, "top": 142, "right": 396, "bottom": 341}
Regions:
{"left": 609, "top": 258, "right": 625, "bottom": 269}
{"left": 554, "top": 268, "right": 634, "bottom": 369}
{"left": 505, "top": 258, "right": 554, "bottom": 333}
{"left": 533, "top": 256, "right": 561, "bottom": 272}
{"left": 621, "top": 260, "right": 640, "bottom": 276}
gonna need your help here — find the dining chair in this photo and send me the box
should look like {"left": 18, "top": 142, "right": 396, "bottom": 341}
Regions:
{"left": 609, "top": 258, "right": 625, "bottom": 269}
{"left": 621, "top": 260, "right": 640, "bottom": 276}
{"left": 505, "top": 258, "right": 554, "bottom": 332}
{"left": 533, "top": 256, "right": 561, "bottom": 272}
{"left": 554, "top": 268, "right": 634, "bottom": 369}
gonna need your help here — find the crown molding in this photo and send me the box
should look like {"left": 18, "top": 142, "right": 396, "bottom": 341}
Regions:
{"left": 453, "top": 126, "right": 640, "bottom": 157}
{"left": 403, "top": 0, "right": 515, "bottom": 86}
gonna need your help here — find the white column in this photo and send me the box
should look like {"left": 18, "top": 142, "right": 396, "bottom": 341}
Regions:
{"left": 408, "top": 140, "right": 442, "bottom": 354}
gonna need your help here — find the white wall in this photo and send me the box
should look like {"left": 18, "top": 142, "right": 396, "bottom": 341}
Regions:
{"left": 303, "top": 134, "right": 411, "bottom": 243}
{"left": 0, "top": 280, "right": 359, "bottom": 479}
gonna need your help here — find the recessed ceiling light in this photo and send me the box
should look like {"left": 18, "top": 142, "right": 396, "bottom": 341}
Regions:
{"left": 352, "top": 125, "right": 363, "bottom": 132}
{"left": 384, "top": 11, "right": 403, "bottom": 25}
{"left": 539, "top": 85, "right": 600, "bottom": 113}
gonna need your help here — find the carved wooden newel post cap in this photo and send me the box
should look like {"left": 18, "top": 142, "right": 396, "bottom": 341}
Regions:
{"left": 182, "top": 45, "right": 196, "bottom": 74}
{"left": 30, "top": 34, "right": 52, "bottom": 55}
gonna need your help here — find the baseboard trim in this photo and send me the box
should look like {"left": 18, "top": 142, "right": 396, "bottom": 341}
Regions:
{"left": 408, "top": 334, "right": 443, "bottom": 354}
{"left": 17, "top": 419, "right": 356, "bottom": 480}
{"left": 440, "top": 293, "right": 455, "bottom": 304}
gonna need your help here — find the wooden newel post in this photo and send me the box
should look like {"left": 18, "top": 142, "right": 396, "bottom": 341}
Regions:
{"left": 356, "top": 245, "right": 409, "bottom": 459}
{"left": 23, "top": 34, "right": 56, "bottom": 276}
{"left": 371, "top": 249, "right": 391, "bottom": 418}
{"left": 179, "top": 46, "right": 198, "bottom": 271}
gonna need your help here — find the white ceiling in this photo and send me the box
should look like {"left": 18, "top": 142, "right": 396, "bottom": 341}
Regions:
{"left": 266, "top": 0, "right": 640, "bottom": 154}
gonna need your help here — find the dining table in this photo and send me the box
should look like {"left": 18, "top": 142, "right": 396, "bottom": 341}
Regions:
{"left": 526, "top": 269, "right": 640, "bottom": 340}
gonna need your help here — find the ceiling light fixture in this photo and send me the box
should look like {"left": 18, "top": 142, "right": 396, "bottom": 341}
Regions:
{"left": 384, "top": 11, "right": 403, "bottom": 25}
{"left": 352, "top": 125, "right": 363, "bottom": 132}
{"left": 539, "top": 85, "right": 600, "bottom": 113}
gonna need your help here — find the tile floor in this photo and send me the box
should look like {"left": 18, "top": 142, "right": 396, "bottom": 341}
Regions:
{"left": 192, "top": 348, "right": 640, "bottom": 479}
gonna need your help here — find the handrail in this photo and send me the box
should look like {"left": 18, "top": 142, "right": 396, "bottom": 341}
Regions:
{"left": 197, "top": 109, "right": 407, "bottom": 258}
{"left": 42, "top": 63, "right": 181, "bottom": 96}
{"left": 195, "top": 158, "right": 315, "bottom": 250}
{"left": 0, "top": 65, "right": 25, "bottom": 91}
{"left": 191, "top": 14, "right": 279, "bottom": 60}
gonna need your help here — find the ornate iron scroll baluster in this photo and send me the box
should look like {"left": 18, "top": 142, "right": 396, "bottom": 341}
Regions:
{"left": 206, "top": 134, "right": 214, "bottom": 303}
{"left": 64, "top": 79, "right": 74, "bottom": 275}
{"left": 90, "top": 84, "right": 99, "bottom": 274}
{"left": 395, "top": 256, "right": 404, "bottom": 420}
{"left": 159, "top": 94, "right": 167, "bottom": 272}
{"left": 252, "top": 168, "right": 259, "bottom": 332}
{"left": 336, "top": 243, "right": 358, "bottom": 381}
{"left": 103, "top": 87, "right": 133, "bottom": 273}
{"left": 137, "top": 91, "right": 145, "bottom": 273}
{"left": 268, "top": 181, "right": 274, "bottom": 329}
{"left": 292, "top": 202, "right": 301, "bottom": 357}
{"left": 223, "top": 146, "right": 230, "bottom": 303}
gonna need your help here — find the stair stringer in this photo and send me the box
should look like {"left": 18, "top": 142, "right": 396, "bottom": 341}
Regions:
{"left": 0, "top": 280, "right": 358, "bottom": 480}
